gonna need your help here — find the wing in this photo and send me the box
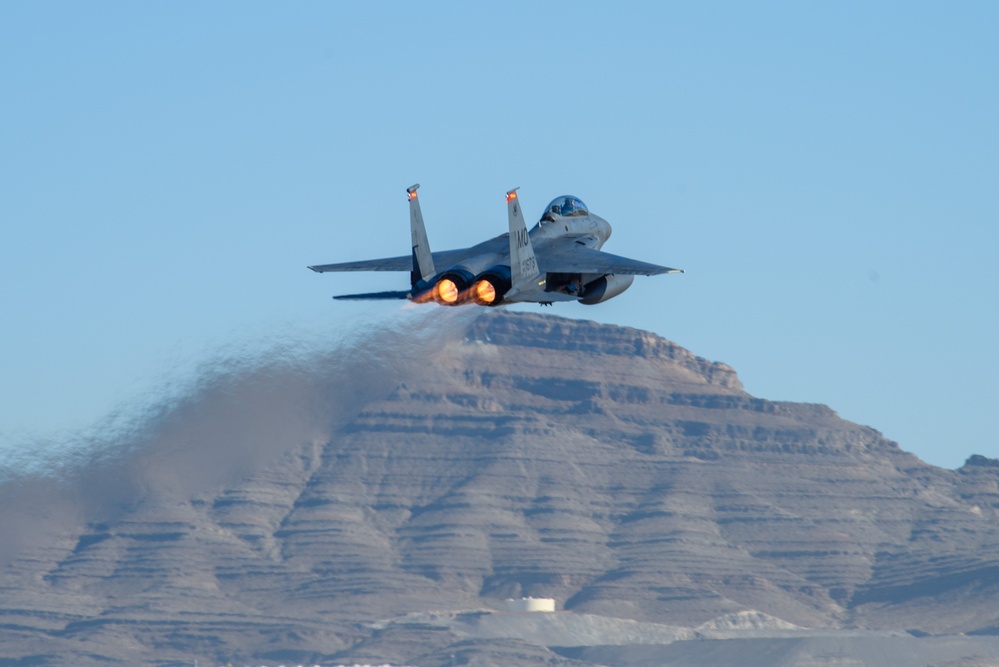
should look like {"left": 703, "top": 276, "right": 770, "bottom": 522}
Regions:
{"left": 309, "top": 256, "right": 411, "bottom": 272}
{"left": 308, "top": 237, "right": 508, "bottom": 274}
{"left": 539, "top": 245, "right": 682, "bottom": 276}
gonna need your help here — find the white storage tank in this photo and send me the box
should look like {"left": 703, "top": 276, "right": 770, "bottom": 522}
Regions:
{"left": 505, "top": 597, "right": 556, "bottom": 612}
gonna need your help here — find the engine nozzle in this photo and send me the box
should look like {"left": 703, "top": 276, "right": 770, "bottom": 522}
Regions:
{"left": 471, "top": 267, "right": 513, "bottom": 306}
{"left": 472, "top": 279, "right": 499, "bottom": 305}
{"left": 435, "top": 277, "right": 462, "bottom": 305}
{"left": 432, "top": 268, "right": 477, "bottom": 305}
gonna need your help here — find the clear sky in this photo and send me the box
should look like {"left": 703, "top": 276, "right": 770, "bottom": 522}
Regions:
{"left": 1, "top": 2, "right": 996, "bottom": 470}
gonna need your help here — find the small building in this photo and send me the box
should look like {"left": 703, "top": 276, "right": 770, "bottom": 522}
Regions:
{"left": 505, "top": 597, "right": 556, "bottom": 612}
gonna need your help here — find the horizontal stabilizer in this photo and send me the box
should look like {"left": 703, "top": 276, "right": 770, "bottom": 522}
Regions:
{"left": 332, "top": 290, "right": 411, "bottom": 301}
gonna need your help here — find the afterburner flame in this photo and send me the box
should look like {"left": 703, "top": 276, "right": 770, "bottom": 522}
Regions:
{"left": 473, "top": 279, "right": 497, "bottom": 305}
{"left": 435, "top": 278, "right": 460, "bottom": 304}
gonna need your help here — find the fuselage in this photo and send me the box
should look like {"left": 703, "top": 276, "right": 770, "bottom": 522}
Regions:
{"left": 433, "top": 195, "right": 618, "bottom": 306}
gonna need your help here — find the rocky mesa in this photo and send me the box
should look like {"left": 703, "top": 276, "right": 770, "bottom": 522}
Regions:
{"left": 1, "top": 310, "right": 998, "bottom": 666}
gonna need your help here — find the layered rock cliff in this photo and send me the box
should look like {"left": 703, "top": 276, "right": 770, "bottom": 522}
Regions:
{"left": 1, "top": 311, "right": 997, "bottom": 666}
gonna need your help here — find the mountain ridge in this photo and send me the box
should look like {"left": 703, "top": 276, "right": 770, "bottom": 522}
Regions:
{"left": 1, "top": 310, "right": 997, "bottom": 666}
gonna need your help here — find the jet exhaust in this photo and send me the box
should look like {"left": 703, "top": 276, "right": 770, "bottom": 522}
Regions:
{"left": 0, "top": 309, "right": 483, "bottom": 563}
{"left": 434, "top": 277, "right": 463, "bottom": 305}
{"left": 432, "top": 256, "right": 498, "bottom": 306}
{"left": 470, "top": 266, "right": 513, "bottom": 307}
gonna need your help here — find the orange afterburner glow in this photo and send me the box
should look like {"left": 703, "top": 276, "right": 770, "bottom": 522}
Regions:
{"left": 435, "top": 278, "right": 460, "bottom": 304}
{"left": 408, "top": 190, "right": 418, "bottom": 200}
{"left": 473, "top": 279, "right": 497, "bottom": 305}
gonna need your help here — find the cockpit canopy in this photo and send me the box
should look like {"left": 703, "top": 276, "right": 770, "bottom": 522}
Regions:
{"left": 539, "top": 195, "right": 588, "bottom": 224}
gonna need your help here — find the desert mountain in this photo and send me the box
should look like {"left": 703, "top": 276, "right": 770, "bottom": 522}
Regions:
{"left": 2, "top": 310, "right": 998, "bottom": 666}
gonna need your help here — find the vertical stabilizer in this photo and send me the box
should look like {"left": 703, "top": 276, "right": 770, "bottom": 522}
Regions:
{"left": 507, "top": 188, "right": 542, "bottom": 291}
{"left": 408, "top": 184, "right": 435, "bottom": 288}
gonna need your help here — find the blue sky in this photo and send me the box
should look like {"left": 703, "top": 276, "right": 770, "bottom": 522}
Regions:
{"left": 1, "top": 2, "right": 996, "bottom": 470}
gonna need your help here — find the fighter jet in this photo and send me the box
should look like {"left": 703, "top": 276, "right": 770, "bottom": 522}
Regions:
{"left": 308, "top": 185, "right": 682, "bottom": 306}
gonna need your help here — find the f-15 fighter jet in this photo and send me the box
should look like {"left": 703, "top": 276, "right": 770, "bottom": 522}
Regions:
{"left": 308, "top": 185, "right": 682, "bottom": 306}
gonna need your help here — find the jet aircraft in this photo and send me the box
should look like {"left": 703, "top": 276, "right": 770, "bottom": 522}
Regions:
{"left": 308, "top": 185, "right": 682, "bottom": 306}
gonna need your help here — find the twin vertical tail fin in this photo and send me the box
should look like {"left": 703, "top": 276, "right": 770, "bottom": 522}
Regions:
{"left": 506, "top": 188, "right": 542, "bottom": 294}
{"left": 408, "top": 184, "right": 435, "bottom": 293}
